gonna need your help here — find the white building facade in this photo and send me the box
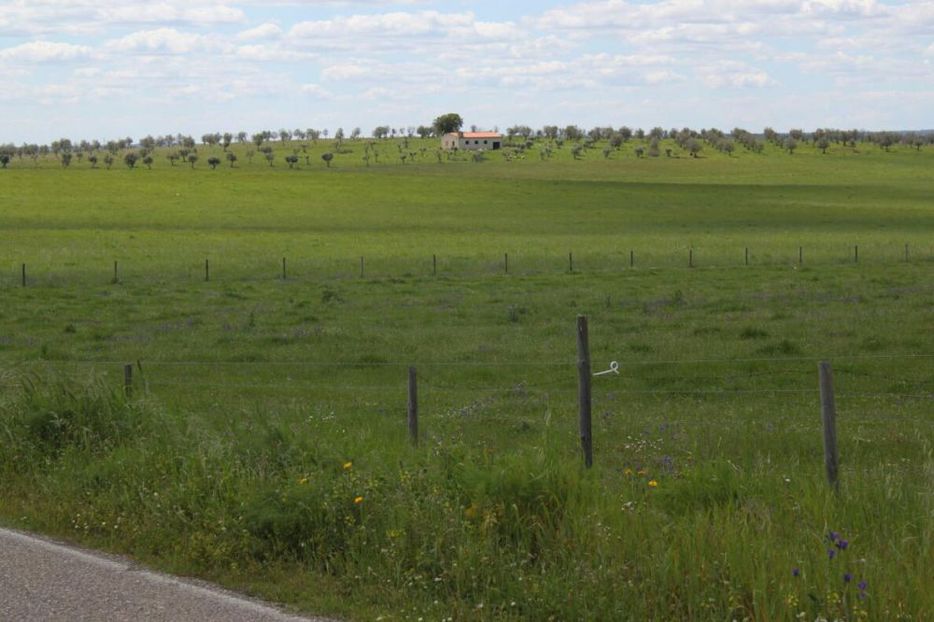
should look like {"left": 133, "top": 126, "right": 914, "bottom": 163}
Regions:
{"left": 441, "top": 131, "right": 503, "bottom": 151}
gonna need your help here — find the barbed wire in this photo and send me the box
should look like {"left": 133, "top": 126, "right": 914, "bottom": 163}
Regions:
{"left": 9, "top": 352, "right": 934, "bottom": 368}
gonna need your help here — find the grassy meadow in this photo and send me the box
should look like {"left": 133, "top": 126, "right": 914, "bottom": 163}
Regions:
{"left": 0, "top": 136, "right": 932, "bottom": 620}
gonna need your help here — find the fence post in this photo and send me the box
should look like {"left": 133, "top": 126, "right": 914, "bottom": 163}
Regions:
{"left": 630, "top": 250, "right": 634, "bottom": 268}
{"left": 360, "top": 256, "right": 365, "bottom": 278}
{"left": 854, "top": 245, "right": 858, "bottom": 264}
{"left": 408, "top": 366, "right": 418, "bottom": 447}
{"left": 124, "top": 364, "right": 133, "bottom": 398}
{"left": 433, "top": 254, "right": 437, "bottom": 276}
{"left": 577, "top": 315, "right": 593, "bottom": 468}
{"left": 799, "top": 246, "right": 803, "bottom": 266}
{"left": 204, "top": 259, "right": 210, "bottom": 282}
{"left": 282, "top": 257, "right": 286, "bottom": 280}
{"left": 905, "top": 243, "right": 909, "bottom": 262}
{"left": 504, "top": 252, "right": 508, "bottom": 275}
{"left": 569, "top": 252, "right": 573, "bottom": 273}
{"left": 818, "top": 361, "right": 839, "bottom": 492}
{"left": 689, "top": 248, "right": 694, "bottom": 268}
{"left": 21, "top": 263, "right": 26, "bottom": 287}
{"left": 745, "top": 247, "right": 748, "bottom": 266}
{"left": 113, "top": 261, "right": 118, "bottom": 284}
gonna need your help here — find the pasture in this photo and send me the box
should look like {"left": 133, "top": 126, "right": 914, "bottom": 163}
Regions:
{"left": 0, "top": 138, "right": 932, "bottom": 620}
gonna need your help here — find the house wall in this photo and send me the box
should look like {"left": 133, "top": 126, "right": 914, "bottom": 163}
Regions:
{"left": 442, "top": 134, "right": 502, "bottom": 151}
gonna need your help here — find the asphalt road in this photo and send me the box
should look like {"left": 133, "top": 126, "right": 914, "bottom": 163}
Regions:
{"left": 0, "top": 527, "right": 338, "bottom": 621}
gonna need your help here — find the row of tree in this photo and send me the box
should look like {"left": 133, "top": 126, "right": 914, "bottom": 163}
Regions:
{"left": 2, "top": 115, "right": 931, "bottom": 169}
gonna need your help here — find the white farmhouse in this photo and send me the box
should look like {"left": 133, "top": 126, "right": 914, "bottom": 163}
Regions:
{"left": 441, "top": 131, "right": 503, "bottom": 151}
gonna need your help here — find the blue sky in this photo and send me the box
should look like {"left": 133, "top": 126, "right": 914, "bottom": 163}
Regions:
{"left": 0, "top": 0, "right": 931, "bottom": 143}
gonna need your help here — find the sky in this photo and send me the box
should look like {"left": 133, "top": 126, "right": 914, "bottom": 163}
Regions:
{"left": 0, "top": 0, "right": 932, "bottom": 143}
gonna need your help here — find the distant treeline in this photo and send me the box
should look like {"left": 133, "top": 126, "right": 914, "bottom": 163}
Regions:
{"left": 1, "top": 124, "right": 930, "bottom": 170}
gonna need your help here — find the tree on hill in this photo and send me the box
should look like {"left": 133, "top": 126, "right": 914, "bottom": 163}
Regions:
{"left": 0, "top": 154, "right": 10, "bottom": 168}
{"left": 88, "top": 154, "right": 98, "bottom": 168}
{"left": 285, "top": 154, "right": 298, "bottom": 168}
{"left": 687, "top": 139, "right": 702, "bottom": 158}
{"left": 207, "top": 156, "right": 221, "bottom": 169}
{"left": 60, "top": 153, "right": 73, "bottom": 168}
{"left": 187, "top": 154, "right": 198, "bottom": 168}
{"left": 226, "top": 152, "right": 237, "bottom": 167}
{"left": 785, "top": 138, "right": 798, "bottom": 154}
{"left": 143, "top": 155, "right": 154, "bottom": 169}
{"left": 817, "top": 138, "right": 830, "bottom": 154}
{"left": 167, "top": 153, "right": 179, "bottom": 166}
{"left": 321, "top": 152, "right": 334, "bottom": 167}
{"left": 432, "top": 113, "right": 463, "bottom": 136}
{"left": 265, "top": 152, "right": 275, "bottom": 167}
{"left": 104, "top": 154, "right": 114, "bottom": 169}
{"left": 124, "top": 152, "right": 139, "bottom": 169}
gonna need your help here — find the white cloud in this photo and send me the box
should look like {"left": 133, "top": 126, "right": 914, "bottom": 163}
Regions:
{"left": 0, "top": 40, "right": 91, "bottom": 62}
{"left": 237, "top": 23, "right": 283, "bottom": 41}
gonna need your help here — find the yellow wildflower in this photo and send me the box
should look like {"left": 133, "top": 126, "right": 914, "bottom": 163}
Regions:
{"left": 343, "top": 461, "right": 353, "bottom": 471}
{"left": 623, "top": 468, "right": 633, "bottom": 476}
{"left": 298, "top": 477, "right": 309, "bottom": 485}
{"left": 648, "top": 480, "right": 658, "bottom": 488}
{"left": 354, "top": 496, "right": 364, "bottom": 504}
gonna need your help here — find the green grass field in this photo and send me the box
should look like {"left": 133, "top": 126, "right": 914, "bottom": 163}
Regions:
{"left": 0, "top": 138, "right": 932, "bottom": 620}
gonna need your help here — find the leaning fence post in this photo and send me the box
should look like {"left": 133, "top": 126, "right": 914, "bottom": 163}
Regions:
{"left": 577, "top": 315, "right": 593, "bottom": 468}
{"left": 818, "top": 361, "right": 839, "bottom": 492}
{"left": 124, "top": 364, "right": 133, "bottom": 398}
{"left": 408, "top": 366, "right": 418, "bottom": 447}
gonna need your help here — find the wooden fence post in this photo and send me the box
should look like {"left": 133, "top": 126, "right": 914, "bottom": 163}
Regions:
{"left": 360, "top": 256, "right": 365, "bottom": 278}
{"left": 204, "top": 259, "right": 210, "bottom": 282}
{"left": 504, "top": 252, "right": 508, "bottom": 275}
{"left": 745, "top": 247, "right": 749, "bottom": 266}
{"left": 113, "top": 261, "right": 118, "bottom": 284}
{"left": 689, "top": 248, "right": 694, "bottom": 268}
{"left": 21, "top": 263, "right": 26, "bottom": 287}
{"left": 124, "top": 364, "right": 133, "bottom": 398}
{"left": 905, "top": 243, "right": 909, "bottom": 262}
{"left": 854, "top": 245, "right": 858, "bottom": 264}
{"left": 818, "top": 361, "right": 839, "bottom": 492}
{"left": 282, "top": 257, "right": 286, "bottom": 280}
{"left": 433, "top": 254, "right": 437, "bottom": 276}
{"left": 799, "top": 246, "right": 803, "bottom": 265}
{"left": 630, "top": 250, "right": 634, "bottom": 268}
{"left": 569, "top": 252, "right": 573, "bottom": 273}
{"left": 408, "top": 366, "right": 418, "bottom": 447}
{"left": 577, "top": 315, "right": 593, "bottom": 468}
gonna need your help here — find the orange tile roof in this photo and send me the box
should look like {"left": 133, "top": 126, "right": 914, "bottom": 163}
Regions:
{"left": 461, "top": 132, "right": 502, "bottom": 138}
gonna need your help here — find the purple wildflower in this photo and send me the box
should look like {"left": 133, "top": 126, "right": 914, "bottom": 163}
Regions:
{"left": 792, "top": 568, "right": 801, "bottom": 578}
{"left": 828, "top": 531, "right": 839, "bottom": 543}
{"left": 843, "top": 573, "right": 853, "bottom": 583}
{"left": 828, "top": 549, "right": 836, "bottom": 560}
{"left": 858, "top": 580, "right": 868, "bottom": 591}
{"left": 835, "top": 539, "right": 849, "bottom": 550}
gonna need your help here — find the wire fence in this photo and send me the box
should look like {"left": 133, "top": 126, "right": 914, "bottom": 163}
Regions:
{"left": 4, "top": 243, "right": 934, "bottom": 287}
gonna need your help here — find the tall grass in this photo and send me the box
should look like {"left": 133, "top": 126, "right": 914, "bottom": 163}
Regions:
{"left": 0, "top": 363, "right": 930, "bottom": 620}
